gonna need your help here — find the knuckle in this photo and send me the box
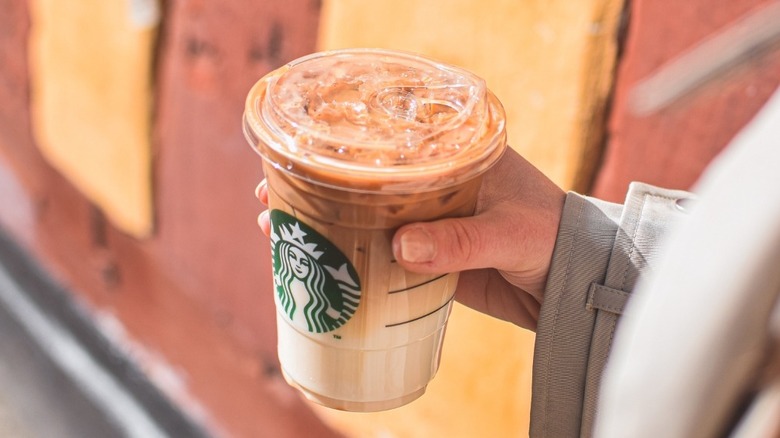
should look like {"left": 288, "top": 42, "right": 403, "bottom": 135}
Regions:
{"left": 446, "top": 219, "right": 482, "bottom": 266}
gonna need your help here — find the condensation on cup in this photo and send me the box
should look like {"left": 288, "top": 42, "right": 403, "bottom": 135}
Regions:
{"left": 243, "top": 48, "right": 507, "bottom": 412}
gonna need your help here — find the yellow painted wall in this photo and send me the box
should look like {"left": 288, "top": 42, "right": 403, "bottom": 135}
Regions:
{"left": 315, "top": 0, "right": 624, "bottom": 436}
{"left": 28, "top": 0, "right": 158, "bottom": 237}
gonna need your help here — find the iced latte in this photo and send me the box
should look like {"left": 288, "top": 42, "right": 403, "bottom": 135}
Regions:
{"left": 243, "top": 49, "right": 507, "bottom": 411}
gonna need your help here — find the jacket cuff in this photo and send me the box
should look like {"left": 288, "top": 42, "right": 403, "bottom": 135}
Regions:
{"left": 530, "top": 182, "right": 692, "bottom": 437}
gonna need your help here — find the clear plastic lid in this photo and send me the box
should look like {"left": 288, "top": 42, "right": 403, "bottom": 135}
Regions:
{"left": 243, "top": 49, "right": 507, "bottom": 193}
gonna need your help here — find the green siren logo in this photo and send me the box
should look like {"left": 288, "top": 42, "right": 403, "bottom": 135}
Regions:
{"left": 270, "top": 210, "right": 361, "bottom": 333}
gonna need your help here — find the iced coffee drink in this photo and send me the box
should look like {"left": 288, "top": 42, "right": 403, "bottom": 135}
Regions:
{"left": 243, "top": 49, "right": 507, "bottom": 411}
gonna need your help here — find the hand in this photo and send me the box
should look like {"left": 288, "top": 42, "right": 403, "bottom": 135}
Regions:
{"left": 391, "top": 148, "right": 565, "bottom": 330}
{"left": 255, "top": 148, "right": 565, "bottom": 331}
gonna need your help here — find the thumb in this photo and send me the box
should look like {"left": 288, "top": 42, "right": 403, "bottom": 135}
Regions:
{"left": 392, "top": 215, "right": 504, "bottom": 274}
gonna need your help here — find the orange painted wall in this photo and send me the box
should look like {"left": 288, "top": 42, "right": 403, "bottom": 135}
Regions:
{"left": 313, "top": 1, "right": 625, "bottom": 436}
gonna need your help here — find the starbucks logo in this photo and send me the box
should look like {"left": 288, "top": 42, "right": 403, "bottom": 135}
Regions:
{"left": 269, "top": 210, "right": 361, "bottom": 333}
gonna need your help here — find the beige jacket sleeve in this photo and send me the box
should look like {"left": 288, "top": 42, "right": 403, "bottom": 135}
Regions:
{"left": 529, "top": 182, "right": 692, "bottom": 438}
{"left": 532, "top": 87, "right": 780, "bottom": 438}
{"left": 594, "top": 89, "right": 780, "bottom": 438}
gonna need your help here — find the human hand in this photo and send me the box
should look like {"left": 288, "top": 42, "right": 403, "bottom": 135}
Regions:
{"left": 391, "top": 148, "right": 565, "bottom": 330}
{"left": 255, "top": 147, "right": 565, "bottom": 331}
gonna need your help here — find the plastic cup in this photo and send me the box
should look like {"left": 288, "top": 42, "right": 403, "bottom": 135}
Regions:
{"left": 243, "top": 48, "right": 506, "bottom": 411}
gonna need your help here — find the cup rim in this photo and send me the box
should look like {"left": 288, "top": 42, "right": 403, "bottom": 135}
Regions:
{"left": 243, "top": 48, "right": 507, "bottom": 194}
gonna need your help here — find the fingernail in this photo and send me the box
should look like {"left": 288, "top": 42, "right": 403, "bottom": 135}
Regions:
{"left": 258, "top": 210, "right": 271, "bottom": 236}
{"left": 255, "top": 180, "right": 268, "bottom": 200}
{"left": 399, "top": 228, "right": 436, "bottom": 263}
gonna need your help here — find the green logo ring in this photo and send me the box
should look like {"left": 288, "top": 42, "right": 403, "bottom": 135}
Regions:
{"left": 269, "top": 210, "right": 361, "bottom": 333}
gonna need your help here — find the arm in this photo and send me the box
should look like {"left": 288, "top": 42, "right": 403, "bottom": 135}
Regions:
{"left": 389, "top": 147, "right": 691, "bottom": 435}
{"left": 531, "top": 183, "right": 691, "bottom": 437}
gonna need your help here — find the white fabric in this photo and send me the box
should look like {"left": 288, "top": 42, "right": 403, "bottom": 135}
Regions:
{"left": 595, "top": 88, "right": 780, "bottom": 437}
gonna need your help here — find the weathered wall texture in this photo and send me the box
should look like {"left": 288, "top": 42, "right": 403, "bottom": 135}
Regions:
{"left": 594, "top": 0, "right": 780, "bottom": 202}
{"left": 1, "top": 1, "right": 341, "bottom": 437}
{"left": 28, "top": 0, "right": 157, "bottom": 237}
